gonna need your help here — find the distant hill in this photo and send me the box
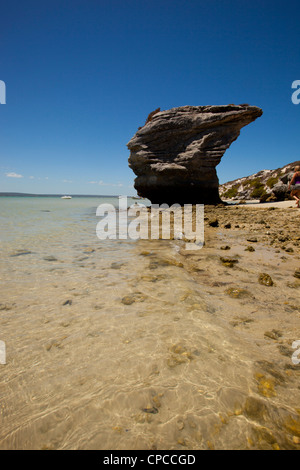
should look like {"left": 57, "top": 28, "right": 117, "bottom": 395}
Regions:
{"left": 219, "top": 161, "right": 300, "bottom": 202}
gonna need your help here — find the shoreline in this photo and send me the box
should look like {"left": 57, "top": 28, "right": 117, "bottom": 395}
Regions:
{"left": 225, "top": 199, "right": 298, "bottom": 209}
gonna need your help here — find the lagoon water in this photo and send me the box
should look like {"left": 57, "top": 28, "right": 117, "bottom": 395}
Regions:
{"left": 0, "top": 197, "right": 299, "bottom": 450}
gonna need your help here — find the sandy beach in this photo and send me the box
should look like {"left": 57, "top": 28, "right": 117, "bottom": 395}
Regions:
{"left": 225, "top": 200, "right": 298, "bottom": 209}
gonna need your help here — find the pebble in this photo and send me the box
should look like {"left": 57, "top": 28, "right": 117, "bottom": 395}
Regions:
{"left": 177, "top": 420, "right": 185, "bottom": 431}
{"left": 225, "top": 288, "right": 253, "bottom": 299}
{"left": 45, "top": 336, "right": 67, "bottom": 351}
{"left": 121, "top": 292, "right": 146, "bottom": 305}
{"left": 140, "top": 274, "right": 166, "bottom": 282}
{"left": 0, "top": 304, "right": 14, "bottom": 311}
{"left": 264, "top": 330, "right": 283, "bottom": 340}
{"left": 83, "top": 248, "right": 95, "bottom": 254}
{"left": 111, "top": 262, "right": 125, "bottom": 269}
{"left": 258, "top": 273, "right": 274, "bottom": 286}
{"left": 149, "top": 259, "right": 183, "bottom": 269}
{"left": 245, "top": 246, "right": 255, "bottom": 252}
{"left": 208, "top": 218, "right": 219, "bottom": 227}
{"left": 220, "top": 257, "right": 239, "bottom": 268}
{"left": 10, "top": 250, "right": 32, "bottom": 257}
{"left": 142, "top": 406, "right": 159, "bottom": 414}
{"left": 43, "top": 256, "right": 58, "bottom": 262}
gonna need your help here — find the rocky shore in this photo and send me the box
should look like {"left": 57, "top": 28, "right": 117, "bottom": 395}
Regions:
{"left": 118, "top": 199, "right": 299, "bottom": 450}
{"left": 219, "top": 161, "right": 300, "bottom": 202}
{"left": 130, "top": 200, "right": 300, "bottom": 449}
{"left": 174, "top": 202, "right": 300, "bottom": 449}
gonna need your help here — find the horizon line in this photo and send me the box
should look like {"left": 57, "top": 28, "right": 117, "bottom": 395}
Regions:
{"left": 0, "top": 192, "right": 138, "bottom": 198}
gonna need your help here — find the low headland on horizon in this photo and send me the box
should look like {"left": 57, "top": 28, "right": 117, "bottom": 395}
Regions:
{"left": 0, "top": 192, "right": 137, "bottom": 198}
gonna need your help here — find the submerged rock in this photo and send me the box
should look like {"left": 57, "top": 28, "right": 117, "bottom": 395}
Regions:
{"left": 225, "top": 287, "right": 253, "bottom": 299}
{"left": 111, "top": 262, "right": 125, "bottom": 269}
{"left": 10, "top": 250, "right": 32, "bottom": 257}
{"left": 220, "top": 257, "right": 239, "bottom": 268}
{"left": 43, "top": 255, "right": 58, "bottom": 262}
{"left": 128, "top": 104, "right": 262, "bottom": 204}
{"left": 294, "top": 269, "right": 300, "bottom": 279}
{"left": 121, "top": 292, "right": 147, "bottom": 305}
{"left": 141, "top": 406, "right": 159, "bottom": 415}
{"left": 264, "top": 330, "right": 283, "bottom": 341}
{"left": 245, "top": 246, "right": 255, "bottom": 252}
{"left": 258, "top": 273, "right": 274, "bottom": 286}
{"left": 255, "top": 373, "right": 277, "bottom": 398}
{"left": 167, "top": 343, "right": 195, "bottom": 368}
{"left": 243, "top": 396, "right": 269, "bottom": 421}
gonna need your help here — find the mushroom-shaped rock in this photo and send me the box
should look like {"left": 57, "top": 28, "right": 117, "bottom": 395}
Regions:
{"left": 127, "top": 105, "right": 263, "bottom": 204}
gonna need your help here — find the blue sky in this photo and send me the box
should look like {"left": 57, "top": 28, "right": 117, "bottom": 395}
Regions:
{"left": 0, "top": 0, "right": 299, "bottom": 195}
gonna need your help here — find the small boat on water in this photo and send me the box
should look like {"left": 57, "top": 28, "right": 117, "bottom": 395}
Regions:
{"left": 61, "top": 196, "right": 72, "bottom": 199}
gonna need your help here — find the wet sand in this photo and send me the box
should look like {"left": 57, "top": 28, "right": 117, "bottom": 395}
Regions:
{"left": 0, "top": 201, "right": 299, "bottom": 450}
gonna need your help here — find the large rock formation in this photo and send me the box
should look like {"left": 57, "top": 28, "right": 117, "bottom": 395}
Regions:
{"left": 127, "top": 105, "right": 263, "bottom": 204}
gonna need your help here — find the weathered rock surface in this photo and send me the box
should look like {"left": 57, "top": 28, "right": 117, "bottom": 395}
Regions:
{"left": 127, "top": 105, "right": 262, "bottom": 204}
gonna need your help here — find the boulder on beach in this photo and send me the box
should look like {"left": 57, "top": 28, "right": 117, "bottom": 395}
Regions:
{"left": 127, "top": 104, "right": 262, "bottom": 205}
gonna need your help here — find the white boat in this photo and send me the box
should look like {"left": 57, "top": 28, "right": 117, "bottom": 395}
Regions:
{"left": 61, "top": 196, "right": 72, "bottom": 199}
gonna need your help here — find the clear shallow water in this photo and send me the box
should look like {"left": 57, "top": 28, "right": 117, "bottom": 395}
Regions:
{"left": 0, "top": 196, "right": 145, "bottom": 242}
{"left": 0, "top": 197, "right": 299, "bottom": 450}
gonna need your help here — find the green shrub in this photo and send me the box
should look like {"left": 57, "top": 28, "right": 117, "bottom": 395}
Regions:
{"left": 248, "top": 178, "right": 263, "bottom": 188}
{"left": 223, "top": 184, "right": 239, "bottom": 199}
{"left": 266, "top": 176, "right": 279, "bottom": 188}
{"left": 250, "top": 185, "right": 267, "bottom": 199}
{"left": 242, "top": 179, "right": 251, "bottom": 187}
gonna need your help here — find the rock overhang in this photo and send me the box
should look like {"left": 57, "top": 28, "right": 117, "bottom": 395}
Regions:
{"left": 127, "top": 104, "right": 263, "bottom": 205}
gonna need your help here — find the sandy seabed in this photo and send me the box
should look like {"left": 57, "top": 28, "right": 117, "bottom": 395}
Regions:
{"left": 0, "top": 200, "right": 299, "bottom": 450}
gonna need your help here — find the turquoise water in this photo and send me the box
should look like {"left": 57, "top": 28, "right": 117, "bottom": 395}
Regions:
{"left": 0, "top": 196, "right": 148, "bottom": 244}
